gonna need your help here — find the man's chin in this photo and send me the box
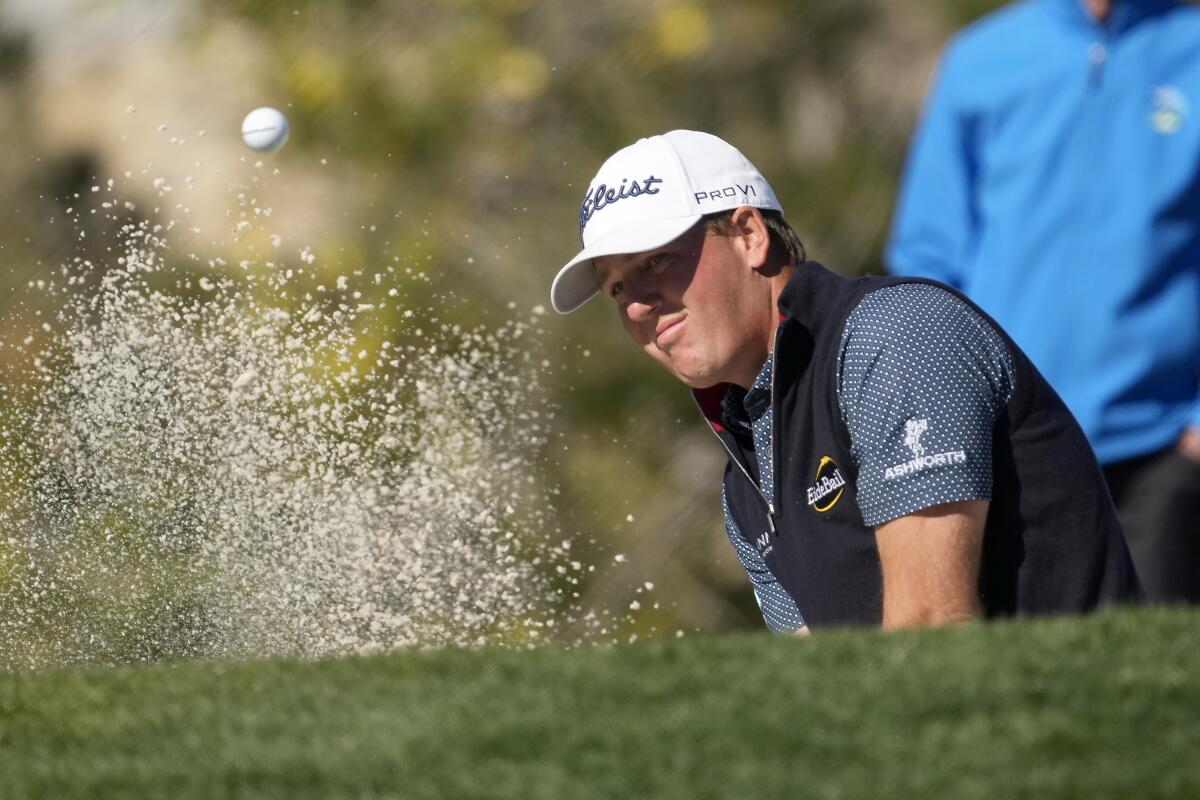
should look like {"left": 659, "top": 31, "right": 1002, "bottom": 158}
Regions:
{"left": 646, "top": 349, "right": 721, "bottom": 388}
{"left": 677, "top": 374, "right": 722, "bottom": 389}
{"left": 667, "top": 363, "right": 720, "bottom": 389}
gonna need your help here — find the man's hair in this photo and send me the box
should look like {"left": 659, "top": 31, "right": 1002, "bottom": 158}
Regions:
{"left": 701, "top": 209, "right": 806, "bottom": 267}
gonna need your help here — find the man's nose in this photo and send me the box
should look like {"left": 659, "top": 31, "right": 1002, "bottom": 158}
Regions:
{"left": 625, "top": 293, "right": 659, "bottom": 322}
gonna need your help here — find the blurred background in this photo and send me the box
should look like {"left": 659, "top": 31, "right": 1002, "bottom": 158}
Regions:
{"left": 0, "top": 0, "right": 1010, "bottom": 656}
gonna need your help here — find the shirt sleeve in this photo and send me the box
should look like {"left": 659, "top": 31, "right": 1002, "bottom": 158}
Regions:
{"left": 722, "top": 488, "right": 806, "bottom": 633}
{"left": 837, "top": 284, "right": 1015, "bottom": 526}
{"left": 885, "top": 40, "right": 979, "bottom": 289}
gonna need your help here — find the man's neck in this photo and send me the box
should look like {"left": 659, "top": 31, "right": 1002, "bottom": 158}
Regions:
{"left": 1086, "top": 0, "right": 1113, "bottom": 24}
{"left": 727, "top": 265, "right": 794, "bottom": 389}
{"left": 767, "top": 264, "right": 795, "bottom": 324}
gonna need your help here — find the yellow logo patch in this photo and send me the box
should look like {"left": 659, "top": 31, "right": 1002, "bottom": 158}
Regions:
{"left": 806, "top": 455, "right": 846, "bottom": 513}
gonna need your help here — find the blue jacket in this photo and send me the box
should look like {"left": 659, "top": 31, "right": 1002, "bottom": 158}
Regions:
{"left": 887, "top": 0, "right": 1200, "bottom": 464}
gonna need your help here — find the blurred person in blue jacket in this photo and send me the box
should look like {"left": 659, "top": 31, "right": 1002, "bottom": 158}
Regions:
{"left": 888, "top": 0, "right": 1200, "bottom": 603}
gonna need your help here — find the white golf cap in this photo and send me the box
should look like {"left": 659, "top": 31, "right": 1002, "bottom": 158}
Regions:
{"left": 550, "top": 129, "right": 783, "bottom": 314}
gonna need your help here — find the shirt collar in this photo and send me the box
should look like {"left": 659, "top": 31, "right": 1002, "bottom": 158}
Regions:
{"left": 720, "top": 352, "right": 773, "bottom": 427}
{"left": 744, "top": 353, "right": 773, "bottom": 416}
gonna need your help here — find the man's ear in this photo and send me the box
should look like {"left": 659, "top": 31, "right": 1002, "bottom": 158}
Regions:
{"left": 729, "top": 206, "right": 772, "bottom": 272}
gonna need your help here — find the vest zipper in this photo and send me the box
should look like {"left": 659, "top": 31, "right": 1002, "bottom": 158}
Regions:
{"left": 692, "top": 325, "right": 783, "bottom": 536}
{"left": 767, "top": 322, "right": 781, "bottom": 534}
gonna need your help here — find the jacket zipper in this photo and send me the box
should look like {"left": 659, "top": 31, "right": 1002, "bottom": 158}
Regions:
{"left": 1088, "top": 40, "right": 1107, "bottom": 86}
{"left": 1087, "top": 6, "right": 1114, "bottom": 86}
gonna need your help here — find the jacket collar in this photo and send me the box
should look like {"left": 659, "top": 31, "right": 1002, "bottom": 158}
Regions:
{"left": 1047, "top": 0, "right": 1177, "bottom": 34}
{"left": 776, "top": 260, "right": 852, "bottom": 335}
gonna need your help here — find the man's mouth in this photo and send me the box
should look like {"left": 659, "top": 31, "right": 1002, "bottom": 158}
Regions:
{"left": 655, "top": 316, "right": 686, "bottom": 348}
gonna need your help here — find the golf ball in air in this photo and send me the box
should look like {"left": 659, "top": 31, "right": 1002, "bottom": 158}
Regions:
{"left": 241, "top": 107, "right": 289, "bottom": 152}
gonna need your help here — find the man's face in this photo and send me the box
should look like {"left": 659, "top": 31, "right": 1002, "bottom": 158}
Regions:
{"left": 592, "top": 222, "right": 770, "bottom": 388}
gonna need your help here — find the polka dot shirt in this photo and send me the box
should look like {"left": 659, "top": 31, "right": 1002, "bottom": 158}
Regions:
{"left": 722, "top": 488, "right": 807, "bottom": 633}
{"left": 837, "top": 284, "right": 1015, "bottom": 525}
{"left": 720, "top": 282, "right": 1014, "bottom": 631}
{"left": 722, "top": 353, "right": 805, "bottom": 633}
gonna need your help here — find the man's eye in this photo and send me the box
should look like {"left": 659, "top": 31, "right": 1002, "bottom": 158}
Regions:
{"left": 646, "top": 254, "right": 668, "bottom": 271}
{"left": 610, "top": 280, "right": 624, "bottom": 298}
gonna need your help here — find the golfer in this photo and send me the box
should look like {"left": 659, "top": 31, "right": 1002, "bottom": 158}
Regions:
{"left": 551, "top": 130, "right": 1142, "bottom": 631}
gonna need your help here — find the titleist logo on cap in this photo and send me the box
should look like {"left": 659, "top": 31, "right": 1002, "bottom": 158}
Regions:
{"left": 578, "top": 175, "right": 663, "bottom": 237}
{"left": 552, "top": 130, "right": 784, "bottom": 314}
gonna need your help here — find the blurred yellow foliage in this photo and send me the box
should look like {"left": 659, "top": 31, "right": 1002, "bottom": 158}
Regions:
{"left": 493, "top": 47, "right": 550, "bottom": 102}
{"left": 436, "top": 0, "right": 529, "bottom": 14}
{"left": 653, "top": 3, "right": 712, "bottom": 62}
{"left": 315, "top": 235, "right": 367, "bottom": 279}
{"left": 284, "top": 49, "right": 345, "bottom": 113}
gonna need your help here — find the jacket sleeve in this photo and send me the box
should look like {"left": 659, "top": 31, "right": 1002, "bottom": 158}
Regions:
{"left": 722, "top": 487, "right": 806, "bottom": 633}
{"left": 1191, "top": 393, "right": 1200, "bottom": 433}
{"left": 885, "top": 43, "right": 979, "bottom": 289}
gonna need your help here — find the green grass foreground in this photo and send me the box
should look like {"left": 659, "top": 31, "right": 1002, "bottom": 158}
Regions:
{"left": 2, "top": 608, "right": 1198, "bottom": 799}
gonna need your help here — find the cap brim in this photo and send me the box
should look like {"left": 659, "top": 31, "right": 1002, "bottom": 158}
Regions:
{"left": 550, "top": 214, "right": 702, "bottom": 313}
